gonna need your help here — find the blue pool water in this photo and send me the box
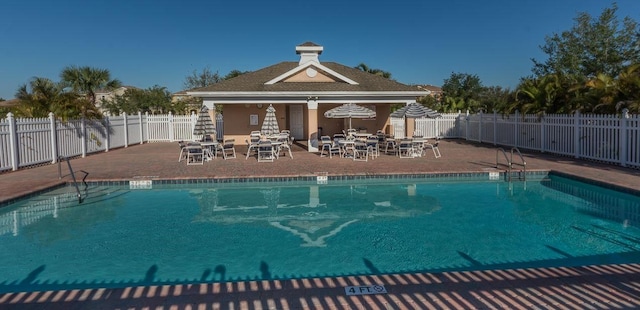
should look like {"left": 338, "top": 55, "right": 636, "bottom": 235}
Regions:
{"left": 0, "top": 174, "right": 639, "bottom": 293}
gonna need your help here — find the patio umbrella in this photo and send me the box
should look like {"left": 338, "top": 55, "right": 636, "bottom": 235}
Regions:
{"left": 390, "top": 102, "right": 441, "bottom": 137}
{"left": 193, "top": 105, "right": 216, "bottom": 139}
{"left": 261, "top": 104, "right": 280, "bottom": 135}
{"left": 324, "top": 103, "right": 376, "bottom": 129}
{"left": 390, "top": 102, "right": 441, "bottom": 119}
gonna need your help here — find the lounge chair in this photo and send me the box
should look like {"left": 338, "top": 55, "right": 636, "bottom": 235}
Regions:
{"left": 424, "top": 139, "right": 442, "bottom": 158}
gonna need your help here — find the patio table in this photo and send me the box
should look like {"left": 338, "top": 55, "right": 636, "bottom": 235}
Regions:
{"left": 200, "top": 141, "right": 219, "bottom": 161}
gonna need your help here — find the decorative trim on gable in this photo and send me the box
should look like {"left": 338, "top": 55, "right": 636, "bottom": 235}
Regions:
{"left": 264, "top": 61, "right": 359, "bottom": 85}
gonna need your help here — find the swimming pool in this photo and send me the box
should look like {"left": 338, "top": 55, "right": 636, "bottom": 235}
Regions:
{"left": 1, "top": 173, "right": 639, "bottom": 293}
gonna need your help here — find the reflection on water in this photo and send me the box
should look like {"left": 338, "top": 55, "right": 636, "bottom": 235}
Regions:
{"left": 0, "top": 187, "right": 124, "bottom": 242}
{"left": 539, "top": 176, "right": 640, "bottom": 228}
{"left": 191, "top": 184, "right": 441, "bottom": 247}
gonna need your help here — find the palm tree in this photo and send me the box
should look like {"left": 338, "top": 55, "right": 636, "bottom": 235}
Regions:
{"left": 14, "top": 77, "right": 79, "bottom": 118}
{"left": 355, "top": 63, "right": 392, "bottom": 79}
{"left": 514, "top": 75, "right": 563, "bottom": 116}
{"left": 614, "top": 63, "right": 640, "bottom": 113}
{"left": 60, "top": 66, "right": 121, "bottom": 118}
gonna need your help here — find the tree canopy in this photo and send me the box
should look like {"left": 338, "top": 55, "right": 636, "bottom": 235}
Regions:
{"left": 532, "top": 3, "right": 640, "bottom": 80}
{"left": 102, "top": 85, "right": 175, "bottom": 115}
{"left": 183, "top": 67, "right": 222, "bottom": 90}
{"left": 355, "top": 63, "right": 392, "bottom": 79}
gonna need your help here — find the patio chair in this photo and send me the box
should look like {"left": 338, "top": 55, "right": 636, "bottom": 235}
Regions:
{"left": 222, "top": 139, "right": 236, "bottom": 159}
{"left": 384, "top": 136, "right": 397, "bottom": 156}
{"left": 276, "top": 133, "right": 293, "bottom": 159}
{"left": 398, "top": 139, "right": 414, "bottom": 158}
{"left": 366, "top": 135, "right": 379, "bottom": 159}
{"left": 352, "top": 141, "right": 371, "bottom": 162}
{"left": 319, "top": 135, "right": 340, "bottom": 158}
{"left": 245, "top": 136, "right": 261, "bottom": 160}
{"left": 257, "top": 140, "right": 274, "bottom": 162}
{"left": 424, "top": 139, "right": 442, "bottom": 158}
{"left": 179, "top": 141, "right": 201, "bottom": 162}
{"left": 185, "top": 144, "right": 205, "bottom": 165}
{"left": 319, "top": 136, "right": 332, "bottom": 157}
{"left": 178, "top": 141, "right": 187, "bottom": 162}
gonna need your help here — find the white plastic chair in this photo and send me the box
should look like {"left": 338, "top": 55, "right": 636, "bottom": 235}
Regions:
{"left": 222, "top": 139, "right": 236, "bottom": 159}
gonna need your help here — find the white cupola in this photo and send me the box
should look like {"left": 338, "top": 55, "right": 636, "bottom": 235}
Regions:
{"left": 296, "top": 42, "right": 323, "bottom": 65}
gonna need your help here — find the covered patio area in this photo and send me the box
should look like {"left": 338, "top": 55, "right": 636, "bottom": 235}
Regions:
{"left": 188, "top": 42, "right": 428, "bottom": 151}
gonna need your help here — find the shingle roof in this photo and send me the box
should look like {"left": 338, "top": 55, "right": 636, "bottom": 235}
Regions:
{"left": 190, "top": 62, "right": 418, "bottom": 93}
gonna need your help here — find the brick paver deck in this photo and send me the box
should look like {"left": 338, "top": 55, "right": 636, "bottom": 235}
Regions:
{"left": 1, "top": 139, "right": 639, "bottom": 309}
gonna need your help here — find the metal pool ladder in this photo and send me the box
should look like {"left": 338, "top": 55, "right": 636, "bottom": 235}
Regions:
{"left": 496, "top": 147, "right": 527, "bottom": 181}
{"left": 58, "top": 156, "right": 89, "bottom": 203}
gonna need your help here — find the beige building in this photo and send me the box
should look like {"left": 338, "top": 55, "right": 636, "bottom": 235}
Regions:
{"left": 95, "top": 86, "right": 136, "bottom": 114}
{"left": 188, "top": 42, "right": 429, "bottom": 151}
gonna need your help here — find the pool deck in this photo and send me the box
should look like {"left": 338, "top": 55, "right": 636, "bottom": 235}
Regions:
{"left": 1, "top": 139, "right": 639, "bottom": 309}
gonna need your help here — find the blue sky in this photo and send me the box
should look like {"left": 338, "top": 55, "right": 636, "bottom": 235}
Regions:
{"left": 2, "top": 0, "right": 639, "bottom": 100}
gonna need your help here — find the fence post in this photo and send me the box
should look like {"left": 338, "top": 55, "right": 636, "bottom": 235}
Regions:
{"left": 49, "top": 112, "right": 58, "bottom": 163}
{"left": 493, "top": 110, "right": 497, "bottom": 145}
{"left": 104, "top": 116, "right": 111, "bottom": 152}
{"left": 81, "top": 118, "right": 87, "bottom": 157}
{"left": 540, "top": 112, "right": 546, "bottom": 153}
{"left": 138, "top": 111, "right": 144, "bottom": 144}
{"left": 145, "top": 112, "right": 150, "bottom": 142}
{"left": 478, "top": 110, "right": 483, "bottom": 143}
{"left": 574, "top": 110, "right": 581, "bottom": 159}
{"left": 514, "top": 110, "right": 520, "bottom": 148}
{"left": 7, "top": 113, "right": 18, "bottom": 171}
{"left": 620, "top": 109, "right": 629, "bottom": 167}
{"left": 465, "top": 110, "right": 469, "bottom": 140}
{"left": 123, "top": 112, "right": 129, "bottom": 147}
{"left": 168, "top": 112, "right": 174, "bottom": 142}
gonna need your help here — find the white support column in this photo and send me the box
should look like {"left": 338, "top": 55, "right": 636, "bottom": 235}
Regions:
{"left": 307, "top": 99, "right": 319, "bottom": 152}
{"left": 49, "top": 112, "right": 58, "bottom": 163}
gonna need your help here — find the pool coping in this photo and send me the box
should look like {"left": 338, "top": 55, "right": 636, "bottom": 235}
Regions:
{"left": 3, "top": 169, "right": 639, "bottom": 208}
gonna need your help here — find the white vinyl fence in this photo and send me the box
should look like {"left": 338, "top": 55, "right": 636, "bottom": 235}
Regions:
{"left": 1, "top": 109, "right": 638, "bottom": 172}
{"left": 459, "top": 110, "right": 640, "bottom": 168}
{"left": 0, "top": 111, "right": 224, "bottom": 172}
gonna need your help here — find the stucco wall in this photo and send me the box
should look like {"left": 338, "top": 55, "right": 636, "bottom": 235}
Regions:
{"left": 221, "top": 103, "right": 392, "bottom": 146}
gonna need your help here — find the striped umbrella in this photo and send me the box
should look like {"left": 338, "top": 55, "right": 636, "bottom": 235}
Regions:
{"left": 261, "top": 104, "right": 280, "bottom": 135}
{"left": 193, "top": 105, "right": 216, "bottom": 138}
{"left": 390, "top": 102, "right": 441, "bottom": 118}
{"left": 324, "top": 103, "right": 376, "bottom": 129}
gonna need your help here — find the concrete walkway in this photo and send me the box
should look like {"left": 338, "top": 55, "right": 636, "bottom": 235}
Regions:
{"left": 1, "top": 139, "right": 639, "bottom": 309}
